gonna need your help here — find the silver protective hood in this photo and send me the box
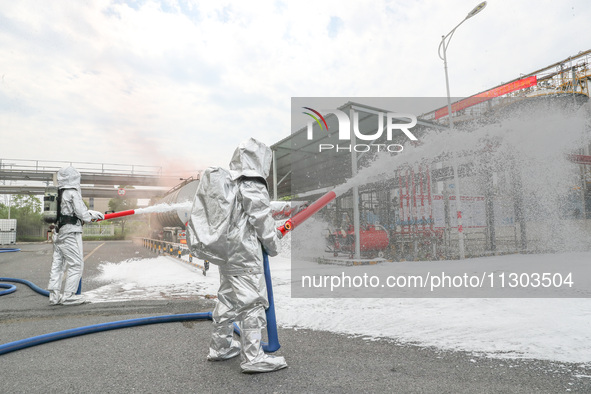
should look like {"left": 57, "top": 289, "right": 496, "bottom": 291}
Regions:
{"left": 229, "top": 138, "right": 272, "bottom": 183}
{"left": 57, "top": 166, "right": 82, "bottom": 193}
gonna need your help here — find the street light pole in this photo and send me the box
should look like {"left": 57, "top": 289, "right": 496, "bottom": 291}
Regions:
{"left": 438, "top": 1, "right": 487, "bottom": 260}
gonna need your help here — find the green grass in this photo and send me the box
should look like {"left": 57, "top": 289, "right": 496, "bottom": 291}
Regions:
{"left": 16, "top": 236, "right": 46, "bottom": 242}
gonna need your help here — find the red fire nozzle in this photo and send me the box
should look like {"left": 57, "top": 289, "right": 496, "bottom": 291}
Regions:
{"left": 101, "top": 209, "right": 136, "bottom": 221}
{"left": 277, "top": 191, "right": 336, "bottom": 236}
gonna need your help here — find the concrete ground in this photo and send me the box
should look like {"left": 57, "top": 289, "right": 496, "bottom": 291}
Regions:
{"left": 1, "top": 241, "right": 589, "bottom": 393}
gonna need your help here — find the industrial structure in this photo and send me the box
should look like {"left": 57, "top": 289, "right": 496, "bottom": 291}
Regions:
{"left": 271, "top": 50, "right": 591, "bottom": 260}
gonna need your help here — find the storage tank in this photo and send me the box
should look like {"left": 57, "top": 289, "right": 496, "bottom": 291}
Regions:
{"left": 329, "top": 224, "right": 390, "bottom": 258}
{"left": 153, "top": 179, "right": 199, "bottom": 229}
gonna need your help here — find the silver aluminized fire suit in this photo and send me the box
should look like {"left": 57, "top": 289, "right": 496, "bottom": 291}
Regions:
{"left": 198, "top": 138, "right": 287, "bottom": 373}
{"left": 47, "top": 166, "right": 104, "bottom": 305}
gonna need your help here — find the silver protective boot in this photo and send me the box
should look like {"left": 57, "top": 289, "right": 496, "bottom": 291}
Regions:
{"left": 240, "top": 305, "right": 288, "bottom": 374}
{"left": 61, "top": 292, "right": 87, "bottom": 306}
{"left": 207, "top": 321, "right": 241, "bottom": 361}
{"left": 240, "top": 329, "right": 287, "bottom": 374}
{"left": 49, "top": 290, "right": 62, "bottom": 306}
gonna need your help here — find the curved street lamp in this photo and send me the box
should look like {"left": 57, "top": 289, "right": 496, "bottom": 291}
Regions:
{"left": 437, "top": 1, "right": 487, "bottom": 259}
{"left": 438, "top": 1, "right": 487, "bottom": 127}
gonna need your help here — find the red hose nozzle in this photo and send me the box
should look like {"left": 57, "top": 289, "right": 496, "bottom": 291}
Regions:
{"left": 276, "top": 191, "right": 336, "bottom": 236}
{"left": 101, "top": 209, "right": 136, "bottom": 221}
{"left": 278, "top": 220, "right": 292, "bottom": 236}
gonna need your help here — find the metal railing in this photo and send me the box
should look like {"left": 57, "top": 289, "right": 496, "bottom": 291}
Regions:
{"left": 0, "top": 158, "right": 163, "bottom": 177}
{"left": 83, "top": 224, "right": 115, "bottom": 236}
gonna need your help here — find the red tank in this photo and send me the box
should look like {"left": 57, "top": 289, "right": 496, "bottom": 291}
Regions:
{"left": 329, "top": 224, "right": 390, "bottom": 258}
{"left": 355, "top": 225, "right": 390, "bottom": 252}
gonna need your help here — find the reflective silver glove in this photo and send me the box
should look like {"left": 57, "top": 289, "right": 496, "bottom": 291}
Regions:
{"left": 88, "top": 210, "right": 105, "bottom": 222}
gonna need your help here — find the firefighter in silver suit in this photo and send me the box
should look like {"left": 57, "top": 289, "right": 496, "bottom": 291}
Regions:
{"left": 47, "top": 166, "right": 104, "bottom": 305}
{"left": 203, "top": 138, "right": 287, "bottom": 373}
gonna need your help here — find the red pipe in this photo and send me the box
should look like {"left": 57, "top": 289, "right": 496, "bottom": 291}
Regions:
{"left": 277, "top": 191, "right": 336, "bottom": 236}
{"left": 102, "top": 209, "right": 136, "bottom": 221}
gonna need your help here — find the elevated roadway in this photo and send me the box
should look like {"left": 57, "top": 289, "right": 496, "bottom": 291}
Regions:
{"left": 0, "top": 185, "right": 166, "bottom": 199}
{"left": 0, "top": 158, "right": 195, "bottom": 198}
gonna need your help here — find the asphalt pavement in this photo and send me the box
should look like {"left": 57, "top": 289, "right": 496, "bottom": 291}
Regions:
{"left": 1, "top": 241, "right": 589, "bottom": 393}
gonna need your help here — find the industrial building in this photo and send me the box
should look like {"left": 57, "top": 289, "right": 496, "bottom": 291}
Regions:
{"left": 270, "top": 50, "right": 591, "bottom": 260}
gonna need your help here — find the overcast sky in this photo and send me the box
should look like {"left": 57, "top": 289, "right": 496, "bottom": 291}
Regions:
{"left": 1, "top": 0, "right": 589, "bottom": 178}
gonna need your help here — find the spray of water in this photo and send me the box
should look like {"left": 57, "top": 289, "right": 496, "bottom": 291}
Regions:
{"left": 134, "top": 201, "right": 193, "bottom": 215}
{"left": 330, "top": 99, "right": 591, "bottom": 252}
{"left": 336, "top": 104, "right": 588, "bottom": 196}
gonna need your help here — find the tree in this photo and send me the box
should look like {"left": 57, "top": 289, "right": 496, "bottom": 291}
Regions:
{"left": 0, "top": 194, "right": 42, "bottom": 220}
{"left": 107, "top": 186, "right": 137, "bottom": 235}
{"left": 0, "top": 194, "right": 44, "bottom": 240}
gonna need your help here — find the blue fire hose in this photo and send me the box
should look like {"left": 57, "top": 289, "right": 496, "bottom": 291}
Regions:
{"left": 0, "top": 283, "right": 17, "bottom": 296}
{"left": 0, "top": 249, "right": 280, "bottom": 356}
{"left": 0, "top": 248, "right": 21, "bottom": 253}
{"left": 0, "top": 277, "right": 50, "bottom": 296}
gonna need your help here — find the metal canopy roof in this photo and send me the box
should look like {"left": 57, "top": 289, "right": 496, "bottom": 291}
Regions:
{"left": 269, "top": 101, "right": 444, "bottom": 198}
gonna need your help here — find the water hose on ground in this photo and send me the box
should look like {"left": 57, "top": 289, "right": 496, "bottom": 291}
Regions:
{"left": 0, "top": 283, "right": 17, "bottom": 296}
{"left": 0, "top": 249, "right": 279, "bottom": 356}
{"left": 0, "top": 313, "right": 213, "bottom": 356}
{"left": 0, "top": 277, "right": 50, "bottom": 297}
{"left": 0, "top": 189, "right": 340, "bottom": 357}
{"left": 0, "top": 248, "right": 21, "bottom": 253}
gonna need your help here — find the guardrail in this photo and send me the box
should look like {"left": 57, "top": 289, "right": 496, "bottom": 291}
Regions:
{"left": 139, "top": 237, "right": 209, "bottom": 275}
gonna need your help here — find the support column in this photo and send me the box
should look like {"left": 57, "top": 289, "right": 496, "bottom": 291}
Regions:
{"left": 272, "top": 149, "right": 278, "bottom": 201}
{"left": 511, "top": 159, "right": 527, "bottom": 251}
{"left": 350, "top": 108, "right": 361, "bottom": 259}
{"left": 484, "top": 153, "right": 496, "bottom": 252}
{"left": 452, "top": 156, "right": 465, "bottom": 259}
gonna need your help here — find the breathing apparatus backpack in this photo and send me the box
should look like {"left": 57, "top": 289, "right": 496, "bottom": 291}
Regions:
{"left": 186, "top": 166, "right": 270, "bottom": 265}
{"left": 42, "top": 186, "right": 59, "bottom": 224}
{"left": 186, "top": 167, "right": 237, "bottom": 266}
{"left": 42, "top": 187, "right": 81, "bottom": 233}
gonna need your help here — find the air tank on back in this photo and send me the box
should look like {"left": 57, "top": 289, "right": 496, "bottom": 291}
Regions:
{"left": 153, "top": 178, "right": 199, "bottom": 229}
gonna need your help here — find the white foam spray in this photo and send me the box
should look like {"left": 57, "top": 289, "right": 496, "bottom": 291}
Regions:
{"left": 134, "top": 200, "right": 193, "bottom": 215}
{"left": 334, "top": 102, "right": 590, "bottom": 195}
{"left": 329, "top": 100, "right": 591, "bottom": 252}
